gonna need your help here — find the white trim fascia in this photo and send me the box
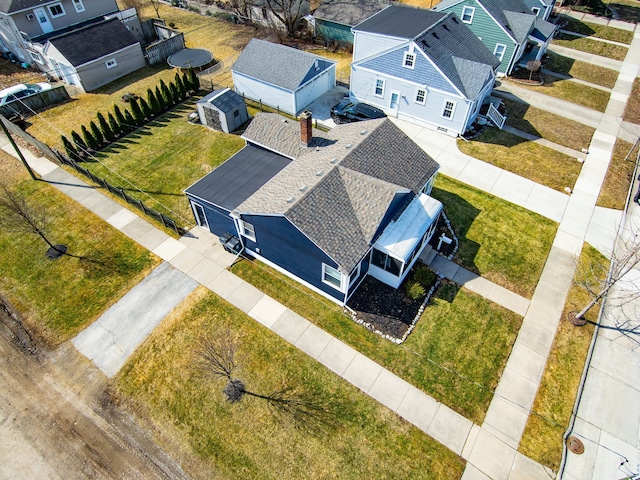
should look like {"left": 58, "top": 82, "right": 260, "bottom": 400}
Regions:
{"left": 232, "top": 70, "right": 295, "bottom": 95}
{"left": 354, "top": 64, "right": 465, "bottom": 101}
{"left": 71, "top": 43, "right": 141, "bottom": 69}
{"left": 296, "top": 62, "right": 336, "bottom": 91}
{"left": 476, "top": 0, "right": 517, "bottom": 43}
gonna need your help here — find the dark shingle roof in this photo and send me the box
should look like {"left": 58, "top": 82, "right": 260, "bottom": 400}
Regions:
{"left": 198, "top": 88, "right": 245, "bottom": 113}
{"left": 479, "top": 0, "right": 535, "bottom": 43}
{"left": 185, "top": 144, "right": 291, "bottom": 211}
{"left": 232, "top": 38, "right": 336, "bottom": 92}
{"left": 313, "top": 0, "right": 392, "bottom": 27}
{"left": 0, "top": 0, "right": 53, "bottom": 13}
{"left": 47, "top": 18, "right": 138, "bottom": 66}
{"left": 415, "top": 12, "right": 500, "bottom": 98}
{"left": 353, "top": 4, "right": 443, "bottom": 38}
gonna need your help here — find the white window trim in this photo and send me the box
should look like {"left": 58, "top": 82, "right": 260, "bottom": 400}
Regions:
{"left": 322, "top": 264, "right": 344, "bottom": 291}
{"left": 240, "top": 220, "right": 256, "bottom": 241}
{"left": 493, "top": 43, "right": 507, "bottom": 62}
{"left": 374, "top": 78, "right": 385, "bottom": 98}
{"left": 28, "top": 51, "right": 44, "bottom": 64}
{"left": 415, "top": 88, "right": 427, "bottom": 105}
{"left": 72, "top": 0, "right": 85, "bottom": 13}
{"left": 461, "top": 6, "right": 475, "bottom": 24}
{"left": 403, "top": 51, "right": 416, "bottom": 70}
{"left": 531, "top": 6, "right": 540, "bottom": 15}
{"left": 349, "top": 263, "right": 361, "bottom": 287}
{"left": 442, "top": 100, "right": 456, "bottom": 120}
{"left": 47, "top": 2, "right": 66, "bottom": 18}
{"left": 105, "top": 58, "right": 117, "bottom": 69}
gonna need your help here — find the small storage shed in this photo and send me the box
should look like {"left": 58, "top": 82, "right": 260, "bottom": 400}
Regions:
{"left": 231, "top": 38, "right": 336, "bottom": 116}
{"left": 197, "top": 88, "right": 248, "bottom": 133}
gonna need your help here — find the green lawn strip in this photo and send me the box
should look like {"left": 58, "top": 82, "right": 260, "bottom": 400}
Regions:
{"left": 561, "top": 17, "right": 634, "bottom": 44}
{"left": 502, "top": 98, "right": 594, "bottom": 151}
{"left": 552, "top": 34, "right": 628, "bottom": 61}
{"left": 0, "top": 153, "right": 158, "bottom": 345}
{"left": 456, "top": 128, "right": 583, "bottom": 194}
{"left": 623, "top": 77, "right": 640, "bottom": 124}
{"left": 230, "top": 259, "right": 522, "bottom": 424}
{"left": 544, "top": 52, "right": 618, "bottom": 88}
{"left": 431, "top": 175, "right": 556, "bottom": 298}
{"left": 76, "top": 100, "right": 244, "bottom": 223}
{"left": 115, "top": 288, "right": 466, "bottom": 479}
{"left": 597, "top": 138, "right": 639, "bottom": 210}
{"left": 519, "top": 244, "right": 604, "bottom": 471}
{"left": 508, "top": 75, "right": 610, "bottom": 112}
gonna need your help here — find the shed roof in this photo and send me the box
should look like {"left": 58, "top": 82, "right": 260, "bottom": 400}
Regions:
{"left": 198, "top": 88, "right": 245, "bottom": 113}
{"left": 46, "top": 18, "right": 138, "bottom": 66}
{"left": 313, "top": 0, "right": 391, "bottom": 27}
{"left": 231, "top": 38, "right": 336, "bottom": 92}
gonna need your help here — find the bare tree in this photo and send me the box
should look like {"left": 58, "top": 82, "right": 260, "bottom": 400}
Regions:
{"left": 149, "top": 0, "right": 162, "bottom": 18}
{"left": 264, "top": 0, "right": 306, "bottom": 36}
{"left": 571, "top": 222, "right": 640, "bottom": 339}
{"left": 0, "top": 182, "right": 69, "bottom": 259}
{"left": 526, "top": 60, "right": 541, "bottom": 82}
{"left": 220, "top": 0, "right": 252, "bottom": 20}
{"left": 195, "top": 329, "right": 333, "bottom": 433}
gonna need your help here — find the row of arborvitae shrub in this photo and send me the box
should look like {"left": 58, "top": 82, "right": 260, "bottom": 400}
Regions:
{"left": 60, "top": 68, "right": 200, "bottom": 161}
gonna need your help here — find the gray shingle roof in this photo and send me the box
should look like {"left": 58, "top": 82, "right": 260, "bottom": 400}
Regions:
{"left": 287, "top": 166, "right": 402, "bottom": 273}
{"left": 313, "top": 0, "right": 392, "bottom": 27}
{"left": 233, "top": 113, "right": 440, "bottom": 271}
{"left": 533, "top": 18, "right": 557, "bottom": 38}
{"left": 479, "top": 0, "right": 535, "bottom": 43}
{"left": 353, "top": 4, "right": 443, "bottom": 38}
{"left": 47, "top": 18, "right": 138, "bottom": 66}
{"left": 198, "top": 88, "right": 245, "bottom": 113}
{"left": 0, "top": 0, "right": 55, "bottom": 13}
{"left": 231, "top": 38, "right": 336, "bottom": 92}
{"left": 503, "top": 10, "right": 535, "bottom": 43}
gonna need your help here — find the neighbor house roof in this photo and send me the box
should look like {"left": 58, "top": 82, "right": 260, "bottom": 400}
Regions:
{"left": 352, "top": 4, "right": 443, "bottom": 38}
{"left": 355, "top": 7, "right": 499, "bottom": 99}
{"left": 235, "top": 113, "right": 439, "bottom": 272}
{"left": 313, "top": 0, "right": 392, "bottom": 27}
{"left": 231, "top": 38, "right": 336, "bottom": 92}
{"left": 0, "top": 0, "right": 57, "bottom": 14}
{"left": 46, "top": 18, "right": 138, "bottom": 66}
{"left": 198, "top": 88, "right": 244, "bottom": 113}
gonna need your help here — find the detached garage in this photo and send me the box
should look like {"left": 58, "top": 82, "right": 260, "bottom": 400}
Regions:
{"left": 44, "top": 18, "right": 146, "bottom": 92}
{"left": 231, "top": 38, "right": 336, "bottom": 116}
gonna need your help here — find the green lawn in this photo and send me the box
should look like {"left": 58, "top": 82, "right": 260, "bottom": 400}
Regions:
{"left": 116, "top": 288, "right": 466, "bottom": 479}
{"left": 457, "top": 128, "right": 583, "bottom": 193}
{"left": 597, "top": 139, "right": 638, "bottom": 210}
{"left": 0, "top": 152, "right": 158, "bottom": 345}
{"left": 68, "top": 99, "right": 244, "bottom": 224}
{"left": 552, "top": 34, "right": 629, "bottom": 61}
{"left": 508, "top": 75, "right": 611, "bottom": 112}
{"left": 502, "top": 98, "right": 595, "bottom": 151}
{"left": 560, "top": 16, "right": 634, "bottom": 44}
{"left": 544, "top": 52, "right": 618, "bottom": 89}
{"left": 231, "top": 258, "right": 522, "bottom": 424}
{"left": 430, "top": 176, "right": 557, "bottom": 298}
{"left": 519, "top": 244, "right": 604, "bottom": 471}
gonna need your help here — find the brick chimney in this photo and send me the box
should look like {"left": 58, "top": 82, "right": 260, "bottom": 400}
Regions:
{"left": 300, "top": 110, "right": 312, "bottom": 146}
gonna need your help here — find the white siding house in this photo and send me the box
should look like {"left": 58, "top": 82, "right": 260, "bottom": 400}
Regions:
{"left": 350, "top": 6, "right": 500, "bottom": 136}
{"left": 232, "top": 38, "right": 336, "bottom": 116}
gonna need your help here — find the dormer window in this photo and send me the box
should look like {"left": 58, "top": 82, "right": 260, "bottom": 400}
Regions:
{"left": 461, "top": 6, "right": 475, "bottom": 24}
{"left": 403, "top": 52, "right": 416, "bottom": 69}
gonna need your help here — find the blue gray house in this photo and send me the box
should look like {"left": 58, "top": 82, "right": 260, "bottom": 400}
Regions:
{"left": 231, "top": 38, "right": 336, "bottom": 116}
{"left": 350, "top": 6, "right": 500, "bottom": 136}
{"left": 521, "top": 0, "right": 554, "bottom": 20}
{"left": 312, "top": 0, "right": 391, "bottom": 47}
{"left": 434, "top": 0, "right": 557, "bottom": 75}
{"left": 185, "top": 112, "right": 442, "bottom": 305}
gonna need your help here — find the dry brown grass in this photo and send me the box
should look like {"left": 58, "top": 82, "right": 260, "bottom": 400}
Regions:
{"left": 623, "top": 77, "right": 640, "bottom": 124}
{"left": 597, "top": 139, "right": 639, "bottom": 210}
{"left": 519, "top": 244, "right": 604, "bottom": 472}
{"left": 508, "top": 76, "right": 610, "bottom": 112}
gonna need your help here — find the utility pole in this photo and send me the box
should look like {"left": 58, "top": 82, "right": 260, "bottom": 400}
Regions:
{"left": 0, "top": 116, "right": 37, "bottom": 180}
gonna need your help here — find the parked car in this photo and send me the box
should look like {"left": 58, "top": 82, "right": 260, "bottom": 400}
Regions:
{"left": 0, "top": 83, "right": 52, "bottom": 106}
{"left": 330, "top": 100, "right": 386, "bottom": 123}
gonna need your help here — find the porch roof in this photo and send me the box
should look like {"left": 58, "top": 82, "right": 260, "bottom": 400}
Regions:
{"left": 374, "top": 193, "right": 443, "bottom": 260}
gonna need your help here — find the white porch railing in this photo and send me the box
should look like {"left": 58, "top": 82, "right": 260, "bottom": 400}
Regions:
{"left": 487, "top": 103, "right": 506, "bottom": 129}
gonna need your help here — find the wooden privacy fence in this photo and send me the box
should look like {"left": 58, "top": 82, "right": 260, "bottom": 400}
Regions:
{"left": 54, "top": 151, "right": 186, "bottom": 235}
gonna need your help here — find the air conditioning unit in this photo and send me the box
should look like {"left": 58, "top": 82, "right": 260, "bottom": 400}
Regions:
{"left": 26, "top": 13, "right": 34, "bottom": 20}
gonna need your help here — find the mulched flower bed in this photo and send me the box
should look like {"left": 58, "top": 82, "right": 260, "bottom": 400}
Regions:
{"left": 427, "top": 212, "right": 458, "bottom": 259}
{"left": 347, "top": 265, "right": 440, "bottom": 342}
{"left": 508, "top": 66, "right": 544, "bottom": 85}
